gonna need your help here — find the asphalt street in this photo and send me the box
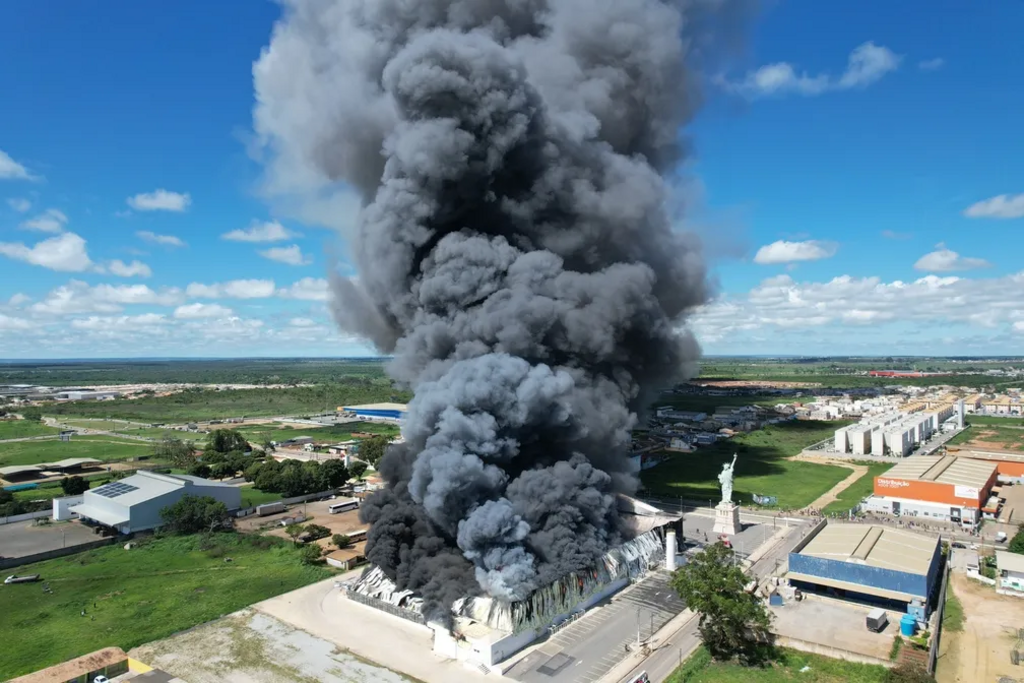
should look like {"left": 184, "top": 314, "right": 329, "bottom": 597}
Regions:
{"left": 507, "top": 572, "right": 687, "bottom": 683}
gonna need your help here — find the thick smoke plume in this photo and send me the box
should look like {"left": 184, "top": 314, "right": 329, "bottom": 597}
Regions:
{"left": 255, "top": 0, "right": 733, "bottom": 619}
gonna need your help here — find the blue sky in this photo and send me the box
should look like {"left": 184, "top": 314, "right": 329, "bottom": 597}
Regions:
{"left": 1, "top": 0, "right": 1022, "bottom": 359}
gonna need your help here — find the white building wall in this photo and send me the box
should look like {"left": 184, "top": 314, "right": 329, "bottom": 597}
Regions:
{"left": 862, "top": 495, "right": 978, "bottom": 524}
{"left": 835, "top": 428, "right": 849, "bottom": 453}
{"left": 53, "top": 495, "right": 84, "bottom": 521}
{"left": 871, "top": 429, "right": 886, "bottom": 456}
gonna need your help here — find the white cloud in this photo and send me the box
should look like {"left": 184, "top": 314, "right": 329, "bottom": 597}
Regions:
{"left": 0, "top": 313, "right": 32, "bottom": 331}
{"left": 963, "top": 194, "right": 1024, "bottom": 220}
{"left": 186, "top": 279, "right": 277, "bottom": 299}
{"left": 31, "top": 281, "right": 185, "bottom": 315}
{"left": 718, "top": 42, "right": 901, "bottom": 98}
{"left": 918, "top": 58, "right": 945, "bottom": 71}
{"left": 8, "top": 293, "right": 31, "bottom": 307}
{"left": 289, "top": 317, "right": 318, "bottom": 327}
{"left": 222, "top": 220, "right": 297, "bottom": 243}
{"left": 70, "top": 314, "right": 169, "bottom": 332}
{"left": 881, "top": 230, "right": 912, "bottom": 240}
{"left": 21, "top": 208, "right": 68, "bottom": 234}
{"left": 914, "top": 247, "right": 991, "bottom": 272}
{"left": 108, "top": 259, "right": 153, "bottom": 278}
{"left": 277, "top": 277, "right": 330, "bottom": 301}
{"left": 7, "top": 198, "right": 31, "bottom": 212}
{"left": 173, "top": 303, "right": 234, "bottom": 319}
{"left": 136, "top": 230, "right": 187, "bottom": 248}
{"left": 690, "top": 271, "right": 1024, "bottom": 345}
{"left": 0, "top": 232, "right": 93, "bottom": 272}
{"left": 259, "top": 244, "right": 311, "bottom": 266}
{"left": 127, "top": 189, "right": 191, "bottom": 212}
{"left": 1015, "top": 321, "right": 1024, "bottom": 333}
{"left": 0, "top": 149, "right": 38, "bottom": 181}
{"left": 753, "top": 240, "right": 837, "bottom": 265}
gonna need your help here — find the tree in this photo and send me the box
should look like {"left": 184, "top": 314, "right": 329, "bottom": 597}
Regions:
{"left": 670, "top": 542, "right": 773, "bottom": 664}
{"left": 60, "top": 475, "right": 89, "bottom": 496}
{"left": 20, "top": 407, "right": 43, "bottom": 422}
{"left": 211, "top": 462, "right": 236, "bottom": 480}
{"left": 358, "top": 435, "right": 390, "bottom": 468}
{"left": 299, "top": 543, "right": 322, "bottom": 565}
{"left": 321, "top": 459, "right": 350, "bottom": 488}
{"left": 349, "top": 461, "right": 368, "bottom": 479}
{"left": 332, "top": 533, "right": 351, "bottom": 549}
{"left": 304, "top": 524, "right": 331, "bottom": 541}
{"left": 205, "top": 429, "right": 249, "bottom": 454}
{"left": 243, "top": 461, "right": 264, "bottom": 483}
{"left": 1008, "top": 524, "right": 1024, "bottom": 555}
{"left": 262, "top": 439, "right": 275, "bottom": 454}
{"left": 187, "top": 463, "right": 212, "bottom": 479}
{"left": 160, "top": 495, "right": 232, "bottom": 534}
{"left": 285, "top": 523, "right": 304, "bottom": 546}
{"left": 153, "top": 435, "right": 197, "bottom": 469}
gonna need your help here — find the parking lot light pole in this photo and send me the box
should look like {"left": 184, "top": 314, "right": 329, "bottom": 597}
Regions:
{"left": 636, "top": 607, "right": 641, "bottom": 648}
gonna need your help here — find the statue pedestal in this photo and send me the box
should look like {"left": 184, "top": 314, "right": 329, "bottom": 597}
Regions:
{"left": 712, "top": 501, "right": 741, "bottom": 536}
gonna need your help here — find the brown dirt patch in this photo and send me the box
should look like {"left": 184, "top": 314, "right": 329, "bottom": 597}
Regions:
{"left": 937, "top": 573, "right": 1024, "bottom": 683}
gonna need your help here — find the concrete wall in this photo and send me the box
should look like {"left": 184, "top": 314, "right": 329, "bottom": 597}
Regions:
{"left": 53, "top": 495, "right": 84, "bottom": 521}
{"left": 0, "top": 537, "right": 118, "bottom": 570}
{"left": 775, "top": 635, "right": 893, "bottom": 669}
{"left": 0, "top": 509, "right": 51, "bottom": 525}
{"left": 788, "top": 553, "right": 931, "bottom": 600}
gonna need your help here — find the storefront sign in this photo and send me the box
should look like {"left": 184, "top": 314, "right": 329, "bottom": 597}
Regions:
{"left": 877, "top": 478, "right": 910, "bottom": 489}
{"left": 954, "top": 485, "right": 980, "bottom": 499}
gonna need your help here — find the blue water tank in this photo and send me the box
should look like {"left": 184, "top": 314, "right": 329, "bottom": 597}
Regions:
{"left": 900, "top": 614, "right": 917, "bottom": 637}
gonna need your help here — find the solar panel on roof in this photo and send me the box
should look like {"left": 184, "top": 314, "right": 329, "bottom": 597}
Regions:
{"left": 93, "top": 482, "right": 139, "bottom": 498}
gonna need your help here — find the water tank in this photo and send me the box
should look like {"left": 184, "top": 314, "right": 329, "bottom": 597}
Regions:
{"left": 900, "top": 613, "right": 917, "bottom": 637}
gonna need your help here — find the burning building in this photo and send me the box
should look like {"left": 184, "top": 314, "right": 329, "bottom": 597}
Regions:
{"left": 252, "top": 0, "right": 731, "bottom": 650}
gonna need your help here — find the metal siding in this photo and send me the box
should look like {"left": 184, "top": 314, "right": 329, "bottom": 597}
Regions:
{"left": 129, "top": 490, "right": 182, "bottom": 532}
{"left": 788, "top": 553, "right": 928, "bottom": 599}
{"left": 353, "top": 408, "right": 403, "bottom": 419}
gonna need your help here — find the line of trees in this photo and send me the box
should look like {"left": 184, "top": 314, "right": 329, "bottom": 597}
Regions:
{"left": 244, "top": 458, "right": 350, "bottom": 497}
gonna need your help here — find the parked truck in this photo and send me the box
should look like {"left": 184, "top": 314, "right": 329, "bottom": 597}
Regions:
{"left": 256, "top": 502, "right": 285, "bottom": 516}
{"left": 4, "top": 574, "right": 41, "bottom": 585}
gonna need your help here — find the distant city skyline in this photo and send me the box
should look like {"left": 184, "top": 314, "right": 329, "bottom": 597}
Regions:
{"left": 1, "top": 1, "right": 1022, "bottom": 358}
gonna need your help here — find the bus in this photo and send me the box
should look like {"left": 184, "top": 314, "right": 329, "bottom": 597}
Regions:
{"left": 328, "top": 499, "right": 359, "bottom": 514}
{"left": 346, "top": 528, "right": 368, "bottom": 543}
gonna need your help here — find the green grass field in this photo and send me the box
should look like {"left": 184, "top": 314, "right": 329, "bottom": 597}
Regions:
{"left": 641, "top": 420, "right": 854, "bottom": 509}
{"left": 237, "top": 421, "right": 400, "bottom": 445}
{"left": 821, "top": 462, "right": 894, "bottom": 516}
{"left": 54, "top": 419, "right": 176, "bottom": 439}
{"left": 948, "top": 424, "right": 1024, "bottom": 451}
{"left": 0, "top": 533, "right": 333, "bottom": 680}
{"left": 0, "top": 419, "right": 60, "bottom": 440}
{"left": 967, "top": 414, "right": 1024, "bottom": 428}
{"left": 239, "top": 485, "right": 284, "bottom": 508}
{"left": 43, "top": 380, "right": 411, "bottom": 423}
{"left": 0, "top": 435, "right": 152, "bottom": 468}
{"left": 667, "top": 647, "right": 888, "bottom": 683}
{"left": 654, "top": 394, "right": 816, "bottom": 415}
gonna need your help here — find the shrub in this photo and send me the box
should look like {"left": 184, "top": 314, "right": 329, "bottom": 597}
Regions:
{"left": 332, "top": 533, "right": 351, "bottom": 549}
{"left": 299, "top": 543, "right": 322, "bottom": 565}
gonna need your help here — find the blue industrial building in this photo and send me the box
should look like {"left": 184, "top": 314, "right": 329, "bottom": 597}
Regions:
{"left": 340, "top": 402, "right": 407, "bottom": 422}
{"left": 787, "top": 523, "right": 942, "bottom": 618}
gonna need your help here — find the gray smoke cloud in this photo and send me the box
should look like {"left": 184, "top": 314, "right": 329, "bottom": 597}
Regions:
{"left": 254, "top": 0, "right": 745, "bottom": 619}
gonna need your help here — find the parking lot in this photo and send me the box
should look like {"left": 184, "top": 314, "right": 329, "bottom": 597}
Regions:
{"left": 769, "top": 595, "right": 898, "bottom": 661}
{"left": 235, "top": 498, "right": 367, "bottom": 544}
{"left": 0, "top": 519, "right": 99, "bottom": 560}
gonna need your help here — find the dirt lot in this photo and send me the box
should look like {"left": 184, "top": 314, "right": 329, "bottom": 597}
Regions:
{"left": 937, "top": 573, "right": 1024, "bottom": 683}
{"left": 236, "top": 499, "right": 367, "bottom": 549}
{"left": 131, "top": 608, "right": 410, "bottom": 682}
{"left": 770, "top": 596, "right": 897, "bottom": 661}
{"left": 0, "top": 519, "right": 100, "bottom": 559}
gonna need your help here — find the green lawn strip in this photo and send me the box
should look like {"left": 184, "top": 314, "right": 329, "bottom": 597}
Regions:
{"left": 0, "top": 436, "right": 152, "bottom": 467}
{"left": 0, "top": 420, "right": 61, "bottom": 440}
{"left": 641, "top": 420, "right": 854, "bottom": 510}
{"left": 967, "top": 415, "right": 1024, "bottom": 428}
{"left": 666, "top": 647, "right": 888, "bottom": 683}
{"left": 239, "top": 485, "right": 285, "bottom": 508}
{"left": 653, "top": 394, "right": 817, "bottom": 415}
{"left": 0, "top": 533, "right": 333, "bottom": 680}
{"left": 237, "top": 421, "right": 400, "bottom": 445}
{"left": 820, "top": 462, "right": 894, "bottom": 516}
{"left": 943, "top": 584, "right": 964, "bottom": 633}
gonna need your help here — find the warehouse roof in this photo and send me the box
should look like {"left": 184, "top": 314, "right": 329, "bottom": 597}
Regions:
{"left": 997, "top": 550, "right": 1024, "bottom": 574}
{"left": 883, "top": 455, "right": 996, "bottom": 489}
{"left": 0, "top": 464, "right": 42, "bottom": 477}
{"left": 37, "top": 457, "right": 102, "bottom": 469}
{"left": 798, "top": 523, "right": 938, "bottom": 575}
{"left": 342, "top": 402, "right": 408, "bottom": 411}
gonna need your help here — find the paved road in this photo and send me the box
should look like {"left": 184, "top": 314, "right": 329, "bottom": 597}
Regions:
{"left": 507, "top": 572, "right": 687, "bottom": 683}
{"left": 614, "top": 519, "right": 813, "bottom": 683}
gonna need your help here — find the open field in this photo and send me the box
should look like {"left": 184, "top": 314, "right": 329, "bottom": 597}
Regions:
{"left": 239, "top": 485, "right": 285, "bottom": 508}
{"left": 0, "top": 419, "right": 60, "bottom": 440}
{"left": 0, "top": 533, "right": 333, "bottom": 680}
{"left": 820, "top": 462, "right": 894, "bottom": 515}
{"left": 0, "top": 358, "right": 391, "bottom": 386}
{"left": 947, "top": 425, "right": 1024, "bottom": 452}
{"left": 43, "top": 379, "right": 411, "bottom": 422}
{"left": 0, "top": 435, "right": 152, "bottom": 468}
{"left": 655, "top": 393, "right": 816, "bottom": 414}
{"left": 667, "top": 647, "right": 888, "bottom": 683}
{"left": 52, "top": 418, "right": 177, "bottom": 438}
{"left": 237, "top": 420, "right": 400, "bottom": 444}
{"left": 967, "top": 414, "right": 1024, "bottom": 428}
{"left": 641, "top": 420, "right": 854, "bottom": 509}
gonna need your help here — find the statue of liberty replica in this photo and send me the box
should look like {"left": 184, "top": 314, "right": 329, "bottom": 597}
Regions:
{"left": 712, "top": 453, "right": 741, "bottom": 536}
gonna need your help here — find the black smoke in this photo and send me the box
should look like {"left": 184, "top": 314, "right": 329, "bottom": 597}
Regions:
{"left": 254, "top": 0, "right": 746, "bottom": 621}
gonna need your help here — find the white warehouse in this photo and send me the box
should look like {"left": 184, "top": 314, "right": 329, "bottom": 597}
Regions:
{"left": 834, "top": 403, "right": 961, "bottom": 457}
{"left": 72, "top": 470, "right": 241, "bottom": 534}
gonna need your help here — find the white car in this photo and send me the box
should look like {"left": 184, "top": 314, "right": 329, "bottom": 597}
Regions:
{"left": 93, "top": 676, "right": 109, "bottom": 683}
